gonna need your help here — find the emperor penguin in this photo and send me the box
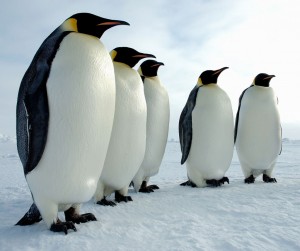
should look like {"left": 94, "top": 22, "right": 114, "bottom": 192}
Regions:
{"left": 15, "top": 13, "right": 129, "bottom": 234}
{"left": 179, "top": 67, "right": 234, "bottom": 187}
{"left": 94, "top": 47, "right": 155, "bottom": 206}
{"left": 132, "top": 60, "right": 170, "bottom": 193}
{"left": 235, "top": 73, "right": 281, "bottom": 184}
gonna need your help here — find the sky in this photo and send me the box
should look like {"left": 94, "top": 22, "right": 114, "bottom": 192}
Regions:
{"left": 1, "top": 0, "right": 300, "bottom": 139}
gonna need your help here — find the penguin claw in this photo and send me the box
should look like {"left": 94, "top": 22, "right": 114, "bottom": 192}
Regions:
{"left": 139, "top": 187, "right": 154, "bottom": 193}
{"left": 220, "top": 177, "right": 229, "bottom": 184}
{"left": 206, "top": 177, "right": 229, "bottom": 187}
{"left": 263, "top": 174, "right": 277, "bottom": 183}
{"left": 50, "top": 221, "right": 77, "bottom": 235}
{"left": 139, "top": 181, "right": 159, "bottom": 192}
{"left": 244, "top": 175, "right": 255, "bottom": 184}
{"left": 206, "top": 179, "right": 221, "bottom": 187}
{"left": 147, "top": 184, "right": 160, "bottom": 190}
{"left": 97, "top": 198, "right": 116, "bottom": 207}
{"left": 115, "top": 192, "right": 133, "bottom": 203}
{"left": 180, "top": 180, "right": 197, "bottom": 187}
{"left": 64, "top": 207, "right": 97, "bottom": 224}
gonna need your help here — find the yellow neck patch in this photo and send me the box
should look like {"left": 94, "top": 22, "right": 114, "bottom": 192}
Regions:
{"left": 197, "top": 78, "right": 203, "bottom": 86}
{"left": 62, "top": 18, "right": 78, "bottom": 32}
{"left": 137, "top": 67, "right": 143, "bottom": 76}
{"left": 110, "top": 50, "right": 117, "bottom": 61}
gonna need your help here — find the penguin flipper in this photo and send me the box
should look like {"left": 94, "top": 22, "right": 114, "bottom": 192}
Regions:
{"left": 179, "top": 85, "right": 200, "bottom": 164}
{"left": 234, "top": 85, "right": 254, "bottom": 143}
{"left": 16, "top": 29, "right": 70, "bottom": 175}
{"left": 15, "top": 203, "right": 42, "bottom": 226}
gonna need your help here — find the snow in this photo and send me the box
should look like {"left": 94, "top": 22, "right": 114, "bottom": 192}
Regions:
{"left": 0, "top": 135, "right": 299, "bottom": 251}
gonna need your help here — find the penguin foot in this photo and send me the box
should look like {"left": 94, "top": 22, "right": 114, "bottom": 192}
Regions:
{"left": 219, "top": 177, "right": 230, "bottom": 184}
{"left": 206, "top": 178, "right": 228, "bottom": 187}
{"left": 139, "top": 187, "right": 155, "bottom": 193}
{"left": 115, "top": 192, "right": 133, "bottom": 203}
{"left": 263, "top": 174, "right": 277, "bottom": 183}
{"left": 15, "top": 203, "right": 42, "bottom": 226}
{"left": 180, "top": 180, "right": 197, "bottom": 187}
{"left": 97, "top": 198, "right": 116, "bottom": 207}
{"left": 64, "top": 207, "right": 97, "bottom": 224}
{"left": 139, "top": 181, "right": 159, "bottom": 193}
{"left": 244, "top": 175, "right": 255, "bottom": 184}
{"left": 50, "top": 221, "right": 77, "bottom": 235}
{"left": 147, "top": 184, "right": 160, "bottom": 190}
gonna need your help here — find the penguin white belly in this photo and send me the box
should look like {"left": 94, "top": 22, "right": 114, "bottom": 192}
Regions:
{"left": 139, "top": 77, "right": 169, "bottom": 178}
{"left": 99, "top": 63, "right": 146, "bottom": 192}
{"left": 27, "top": 33, "right": 115, "bottom": 204}
{"left": 236, "top": 87, "right": 281, "bottom": 170}
{"left": 186, "top": 85, "right": 234, "bottom": 184}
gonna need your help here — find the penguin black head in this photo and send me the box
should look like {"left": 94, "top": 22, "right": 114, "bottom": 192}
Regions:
{"left": 198, "top": 67, "right": 229, "bottom": 85}
{"left": 138, "top": 60, "right": 164, "bottom": 77}
{"left": 110, "top": 47, "right": 156, "bottom": 68}
{"left": 63, "top": 13, "right": 129, "bottom": 38}
{"left": 254, "top": 73, "right": 275, "bottom": 87}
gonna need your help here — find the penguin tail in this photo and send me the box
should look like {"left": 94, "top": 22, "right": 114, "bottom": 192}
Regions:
{"left": 15, "top": 203, "right": 42, "bottom": 226}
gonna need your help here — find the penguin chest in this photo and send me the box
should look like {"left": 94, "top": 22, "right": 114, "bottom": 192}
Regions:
{"left": 27, "top": 33, "right": 115, "bottom": 202}
{"left": 236, "top": 87, "right": 281, "bottom": 168}
{"left": 187, "top": 85, "right": 234, "bottom": 179}
{"left": 141, "top": 78, "right": 170, "bottom": 175}
{"left": 100, "top": 65, "right": 147, "bottom": 189}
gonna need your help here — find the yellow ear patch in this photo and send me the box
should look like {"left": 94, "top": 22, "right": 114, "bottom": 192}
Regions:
{"left": 62, "top": 18, "right": 78, "bottom": 32}
{"left": 197, "top": 78, "right": 203, "bottom": 86}
{"left": 110, "top": 50, "right": 117, "bottom": 60}
{"left": 137, "top": 67, "right": 143, "bottom": 76}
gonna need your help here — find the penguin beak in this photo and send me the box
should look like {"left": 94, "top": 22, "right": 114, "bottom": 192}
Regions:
{"left": 151, "top": 62, "right": 164, "bottom": 68}
{"left": 133, "top": 53, "right": 156, "bottom": 59}
{"left": 263, "top": 75, "right": 276, "bottom": 80}
{"left": 212, "top": 67, "right": 229, "bottom": 76}
{"left": 97, "top": 20, "right": 130, "bottom": 27}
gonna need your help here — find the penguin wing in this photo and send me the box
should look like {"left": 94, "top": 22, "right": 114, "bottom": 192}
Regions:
{"left": 16, "top": 29, "right": 70, "bottom": 175}
{"left": 179, "top": 85, "right": 200, "bottom": 164}
{"left": 234, "top": 85, "right": 254, "bottom": 143}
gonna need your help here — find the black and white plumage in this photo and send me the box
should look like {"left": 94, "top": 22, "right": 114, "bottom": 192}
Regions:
{"left": 132, "top": 60, "right": 170, "bottom": 193}
{"left": 179, "top": 67, "right": 234, "bottom": 188}
{"left": 16, "top": 13, "right": 129, "bottom": 234}
{"left": 235, "top": 73, "right": 281, "bottom": 184}
{"left": 94, "top": 47, "right": 155, "bottom": 206}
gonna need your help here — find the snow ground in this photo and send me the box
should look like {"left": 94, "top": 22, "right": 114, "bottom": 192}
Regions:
{"left": 0, "top": 134, "right": 299, "bottom": 251}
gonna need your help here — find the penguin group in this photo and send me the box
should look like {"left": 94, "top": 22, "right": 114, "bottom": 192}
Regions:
{"left": 15, "top": 13, "right": 169, "bottom": 234}
{"left": 179, "top": 69, "right": 281, "bottom": 187}
{"left": 15, "top": 12, "right": 281, "bottom": 235}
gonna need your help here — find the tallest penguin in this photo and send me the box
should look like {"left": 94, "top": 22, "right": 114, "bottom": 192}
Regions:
{"left": 16, "top": 13, "right": 129, "bottom": 234}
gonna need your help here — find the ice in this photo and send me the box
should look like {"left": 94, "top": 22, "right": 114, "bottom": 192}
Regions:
{"left": 0, "top": 136, "right": 299, "bottom": 250}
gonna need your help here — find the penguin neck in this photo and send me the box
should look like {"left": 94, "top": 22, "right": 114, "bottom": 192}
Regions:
{"left": 114, "top": 61, "right": 133, "bottom": 69}
{"left": 60, "top": 18, "right": 78, "bottom": 32}
{"left": 197, "top": 78, "right": 203, "bottom": 87}
{"left": 146, "top": 76, "right": 159, "bottom": 81}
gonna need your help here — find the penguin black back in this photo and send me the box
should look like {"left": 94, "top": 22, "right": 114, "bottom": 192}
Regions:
{"left": 16, "top": 28, "right": 70, "bottom": 175}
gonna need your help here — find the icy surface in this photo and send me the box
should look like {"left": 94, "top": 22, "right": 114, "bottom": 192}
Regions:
{"left": 0, "top": 136, "right": 299, "bottom": 251}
